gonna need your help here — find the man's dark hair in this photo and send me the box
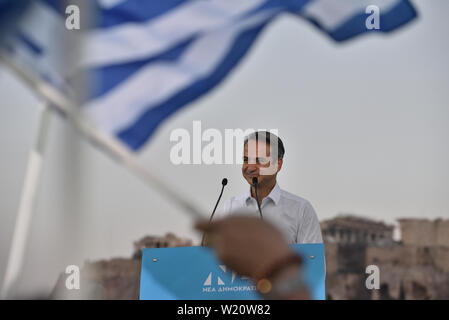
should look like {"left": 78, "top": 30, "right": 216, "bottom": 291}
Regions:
{"left": 244, "top": 131, "right": 285, "bottom": 159}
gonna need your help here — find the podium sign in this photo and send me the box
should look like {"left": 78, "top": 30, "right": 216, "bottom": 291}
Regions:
{"left": 140, "top": 244, "right": 325, "bottom": 300}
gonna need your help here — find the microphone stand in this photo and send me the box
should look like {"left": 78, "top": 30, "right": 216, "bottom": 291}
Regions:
{"left": 201, "top": 178, "right": 227, "bottom": 246}
{"left": 252, "top": 177, "right": 263, "bottom": 220}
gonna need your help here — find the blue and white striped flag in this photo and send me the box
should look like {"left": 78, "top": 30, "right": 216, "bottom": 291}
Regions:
{"left": 2, "top": 0, "right": 417, "bottom": 150}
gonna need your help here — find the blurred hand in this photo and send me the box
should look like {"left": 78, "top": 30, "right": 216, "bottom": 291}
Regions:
{"left": 195, "top": 215, "right": 293, "bottom": 280}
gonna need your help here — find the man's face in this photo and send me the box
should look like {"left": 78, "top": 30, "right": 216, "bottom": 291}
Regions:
{"left": 242, "top": 139, "right": 282, "bottom": 188}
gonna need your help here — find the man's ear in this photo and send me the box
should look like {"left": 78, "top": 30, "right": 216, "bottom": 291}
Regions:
{"left": 277, "top": 158, "right": 283, "bottom": 173}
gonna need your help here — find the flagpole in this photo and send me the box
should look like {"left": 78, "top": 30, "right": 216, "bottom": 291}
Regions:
{"left": 1, "top": 53, "right": 206, "bottom": 298}
{"left": 0, "top": 53, "right": 205, "bottom": 221}
{"left": 1, "top": 103, "right": 51, "bottom": 299}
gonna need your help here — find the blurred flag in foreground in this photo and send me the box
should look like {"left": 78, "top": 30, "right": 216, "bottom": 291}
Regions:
{"left": 1, "top": 0, "right": 417, "bottom": 150}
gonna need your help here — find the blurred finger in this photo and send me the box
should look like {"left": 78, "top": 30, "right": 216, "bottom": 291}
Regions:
{"left": 194, "top": 219, "right": 220, "bottom": 232}
{"left": 206, "top": 233, "right": 220, "bottom": 248}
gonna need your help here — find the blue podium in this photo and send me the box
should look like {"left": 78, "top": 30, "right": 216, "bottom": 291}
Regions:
{"left": 140, "top": 244, "right": 325, "bottom": 300}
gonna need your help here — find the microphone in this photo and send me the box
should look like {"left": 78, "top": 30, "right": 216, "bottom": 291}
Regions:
{"left": 201, "top": 178, "right": 228, "bottom": 246}
{"left": 252, "top": 177, "right": 263, "bottom": 220}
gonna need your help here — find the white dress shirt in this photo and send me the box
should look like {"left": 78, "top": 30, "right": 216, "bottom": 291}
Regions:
{"left": 214, "top": 183, "right": 323, "bottom": 244}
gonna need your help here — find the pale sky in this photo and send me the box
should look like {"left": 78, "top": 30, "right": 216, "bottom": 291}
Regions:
{"left": 1, "top": 0, "right": 448, "bottom": 296}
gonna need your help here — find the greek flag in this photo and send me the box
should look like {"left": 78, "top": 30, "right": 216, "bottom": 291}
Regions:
{"left": 2, "top": 0, "right": 417, "bottom": 150}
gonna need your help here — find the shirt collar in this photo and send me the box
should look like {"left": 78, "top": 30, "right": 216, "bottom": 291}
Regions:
{"left": 245, "top": 182, "right": 281, "bottom": 206}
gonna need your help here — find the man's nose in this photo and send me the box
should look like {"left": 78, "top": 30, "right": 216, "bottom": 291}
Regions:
{"left": 246, "top": 164, "right": 258, "bottom": 173}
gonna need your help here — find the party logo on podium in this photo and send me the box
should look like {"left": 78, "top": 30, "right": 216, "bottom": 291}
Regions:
{"left": 202, "top": 265, "right": 256, "bottom": 294}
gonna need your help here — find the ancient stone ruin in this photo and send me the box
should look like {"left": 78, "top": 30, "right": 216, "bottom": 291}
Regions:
{"left": 322, "top": 215, "right": 449, "bottom": 299}
{"left": 50, "top": 233, "right": 192, "bottom": 299}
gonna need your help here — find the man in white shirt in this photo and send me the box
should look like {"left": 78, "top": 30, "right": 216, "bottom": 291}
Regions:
{"left": 213, "top": 131, "right": 323, "bottom": 244}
